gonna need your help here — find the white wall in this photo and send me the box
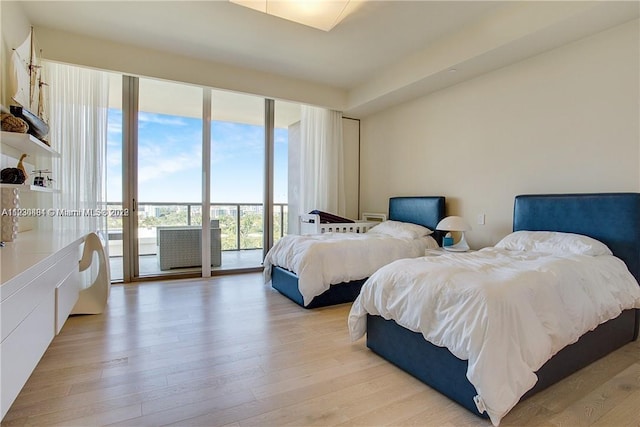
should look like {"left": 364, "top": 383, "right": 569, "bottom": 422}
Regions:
{"left": 0, "top": 2, "right": 31, "bottom": 107}
{"left": 33, "top": 26, "right": 347, "bottom": 112}
{"left": 359, "top": 20, "right": 639, "bottom": 249}
{"left": 342, "top": 118, "right": 360, "bottom": 220}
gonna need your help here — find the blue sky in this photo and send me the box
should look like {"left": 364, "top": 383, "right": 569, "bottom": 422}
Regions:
{"left": 107, "top": 109, "right": 289, "bottom": 204}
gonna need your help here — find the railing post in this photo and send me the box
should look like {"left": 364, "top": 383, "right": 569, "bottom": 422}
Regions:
{"left": 280, "top": 204, "right": 284, "bottom": 237}
{"left": 236, "top": 204, "right": 241, "bottom": 250}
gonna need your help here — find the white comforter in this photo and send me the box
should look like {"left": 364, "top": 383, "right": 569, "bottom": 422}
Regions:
{"left": 348, "top": 248, "right": 640, "bottom": 426}
{"left": 263, "top": 232, "right": 438, "bottom": 306}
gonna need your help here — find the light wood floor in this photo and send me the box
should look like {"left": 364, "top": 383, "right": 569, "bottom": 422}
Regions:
{"left": 3, "top": 273, "right": 639, "bottom": 426}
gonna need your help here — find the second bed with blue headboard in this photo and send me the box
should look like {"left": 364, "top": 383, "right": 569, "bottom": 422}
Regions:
{"left": 349, "top": 193, "right": 640, "bottom": 425}
{"left": 264, "top": 196, "right": 446, "bottom": 308}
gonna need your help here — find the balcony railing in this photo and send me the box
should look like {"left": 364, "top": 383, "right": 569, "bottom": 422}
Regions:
{"left": 106, "top": 202, "right": 288, "bottom": 255}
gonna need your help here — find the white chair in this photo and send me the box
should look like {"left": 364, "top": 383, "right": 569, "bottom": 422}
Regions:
{"left": 72, "top": 231, "right": 111, "bottom": 315}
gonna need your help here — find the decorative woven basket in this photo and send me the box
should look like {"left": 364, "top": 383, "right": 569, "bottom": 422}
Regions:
{"left": 1, "top": 113, "right": 29, "bottom": 133}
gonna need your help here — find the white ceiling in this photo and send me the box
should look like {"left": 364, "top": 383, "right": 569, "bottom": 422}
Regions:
{"left": 20, "top": 1, "right": 502, "bottom": 88}
{"left": 16, "top": 1, "right": 640, "bottom": 117}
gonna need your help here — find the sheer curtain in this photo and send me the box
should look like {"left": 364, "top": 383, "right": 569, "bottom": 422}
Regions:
{"left": 45, "top": 62, "right": 109, "bottom": 233}
{"left": 298, "top": 105, "right": 346, "bottom": 218}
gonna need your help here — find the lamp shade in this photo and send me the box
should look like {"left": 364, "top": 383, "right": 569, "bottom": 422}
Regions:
{"left": 436, "top": 216, "right": 471, "bottom": 252}
{"left": 435, "top": 216, "right": 471, "bottom": 232}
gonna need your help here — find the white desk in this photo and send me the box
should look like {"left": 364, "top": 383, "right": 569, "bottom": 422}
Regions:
{"left": 1, "top": 229, "right": 87, "bottom": 420}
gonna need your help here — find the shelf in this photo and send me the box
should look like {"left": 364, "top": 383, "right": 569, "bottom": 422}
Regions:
{"left": 0, "top": 131, "right": 59, "bottom": 158}
{"left": 0, "top": 183, "right": 60, "bottom": 193}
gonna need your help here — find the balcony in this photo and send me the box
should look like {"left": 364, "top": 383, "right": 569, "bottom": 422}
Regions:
{"left": 107, "top": 202, "right": 287, "bottom": 281}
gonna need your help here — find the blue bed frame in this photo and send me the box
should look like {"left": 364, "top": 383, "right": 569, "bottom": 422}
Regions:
{"left": 366, "top": 193, "right": 640, "bottom": 419}
{"left": 271, "top": 196, "right": 446, "bottom": 308}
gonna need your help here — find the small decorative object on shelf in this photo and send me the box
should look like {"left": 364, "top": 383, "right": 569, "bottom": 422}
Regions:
{"left": 10, "top": 105, "right": 49, "bottom": 141}
{"left": 1, "top": 187, "right": 20, "bottom": 242}
{"left": 9, "top": 26, "right": 50, "bottom": 141}
{"left": 17, "top": 153, "right": 29, "bottom": 182}
{"left": 1, "top": 167, "right": 26, "bottom": 184}
{"left": 1, "top": 111, "right": 29, "bottom": 133}
{"left": 32, "top": 169, "right": 52, "bottom": 187}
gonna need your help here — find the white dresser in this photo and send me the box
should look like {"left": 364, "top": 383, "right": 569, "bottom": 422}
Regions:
{"left": 0, "top": 230, "right": 86, "bottom": 420}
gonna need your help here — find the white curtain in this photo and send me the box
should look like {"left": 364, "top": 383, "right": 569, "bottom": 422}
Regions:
{"left": 299, "top": 105, "right": 346, "bottom": 217}
{"left": 45, "top": 62, "right": 109, "bottom": 233}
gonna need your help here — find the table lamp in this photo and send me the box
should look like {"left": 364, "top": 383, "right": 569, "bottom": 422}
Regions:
{"left": 436, "top": 216, "right": 471, "bottom": 251}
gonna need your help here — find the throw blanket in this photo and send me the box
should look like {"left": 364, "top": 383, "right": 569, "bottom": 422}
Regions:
{"left": 348, "top": 248, "right": 640, "bottom": 425}
{"left": 264, "top": 232, "right": 438, "bottom": 305}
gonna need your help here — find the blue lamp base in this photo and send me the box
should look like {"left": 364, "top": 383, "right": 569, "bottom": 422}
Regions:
{"left": 443, "top": 232, "right": 470, "bottom": 252}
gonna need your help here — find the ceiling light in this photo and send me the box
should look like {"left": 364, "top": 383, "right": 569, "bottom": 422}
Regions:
{"left": 230, "top": 0, "right": 363, "bottom": 31}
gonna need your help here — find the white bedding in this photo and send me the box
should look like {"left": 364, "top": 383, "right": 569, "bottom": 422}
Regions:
{"left": 263, "top": 232, "right": 439, "bottom": 305}
{"left": 348, "top": 248, "right": 640, "bottom": 425}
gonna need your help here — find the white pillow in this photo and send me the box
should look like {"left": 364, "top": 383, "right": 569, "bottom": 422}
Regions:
{"left": 495, "top": 230, "right": 612, "bottom": 256}
{"left": 367, "top": 220, "right": 433, "bottom": 239}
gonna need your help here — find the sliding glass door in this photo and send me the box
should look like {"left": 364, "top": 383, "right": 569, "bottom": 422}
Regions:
{"left": 209, "top": 90, "right": 265, "bottom": 270}
{"left": 207, "top": 93, "right": 301, "bottom": 270}
{"left": 135, "top": 78, "right": 204, "bottom": 278}
{"left": 107, "top": 75, "right": 301, "bottom": 281}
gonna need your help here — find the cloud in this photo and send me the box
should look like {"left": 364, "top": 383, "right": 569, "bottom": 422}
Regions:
{"left": 139, "top": 112, "right": 188, "bottom": 126}
{"left": 106, "top": 149, "right": 122, "bottom": 168}
{"left": 138, "top": 143, "right": 202, "bottom": 183}
{"left": 105, "top": 110, "right": 289, "bottom": 203}
{"left": 108, "top": 121, "right": 122, "bottom": 135}
{"left": 211, "top": 121, "right": 264, "bottom": 164}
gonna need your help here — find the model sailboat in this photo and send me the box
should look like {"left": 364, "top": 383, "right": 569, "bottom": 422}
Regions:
{"left": 8, "top": 27, "right": 49, "bottom": 141}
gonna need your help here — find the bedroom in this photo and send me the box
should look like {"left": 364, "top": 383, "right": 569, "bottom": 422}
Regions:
{"left": 1, "top": 0, "right": 639, "bottom": 425}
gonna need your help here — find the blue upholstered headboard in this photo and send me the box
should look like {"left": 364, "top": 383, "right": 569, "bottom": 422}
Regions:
{"left": 388, "top": 196, "right": 446, "bottom": 243}
{"left": 513, "top": 193, "right": 640, "bottom": 285}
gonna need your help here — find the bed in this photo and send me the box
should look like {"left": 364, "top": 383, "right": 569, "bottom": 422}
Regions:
{"left": 264, "top": 196, "right": 445, "bottom": 308}
{"left": 348, "top": 193, "right": 640, "bottom": 425}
